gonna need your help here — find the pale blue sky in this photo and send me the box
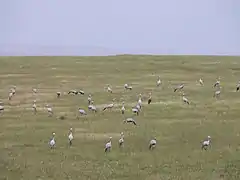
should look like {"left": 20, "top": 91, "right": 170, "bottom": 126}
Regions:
{"left": 1, "top": 0, "right": 240, "bottom": 55}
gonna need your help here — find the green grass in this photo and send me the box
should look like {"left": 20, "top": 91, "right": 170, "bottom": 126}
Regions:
{"left": 0, "top": 55, "right": 240, "bottom": 180}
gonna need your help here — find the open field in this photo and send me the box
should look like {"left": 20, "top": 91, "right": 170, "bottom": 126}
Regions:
{"left": 1, "top": 55, "right": 240, "bottom": 180}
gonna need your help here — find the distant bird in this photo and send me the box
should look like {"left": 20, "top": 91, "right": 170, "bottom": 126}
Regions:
{"left": 104, "top": 137, "right": 112, "bottom": 152}
{"left": 119, "top": 132, "right": 124, "bottom": 147}
{"left": 56, "top": 92, "right": 61, "bottom": 98}
{"left": 123, "top": 118, "right": 137, "bottom": 125}
{"left": 87, "top": 94, "right": 92, "bottom": 105}
{"left": 174, "top": 84, "right": 184, "bottom": 92}
{"left": 103, "top": 99, "right": 115, "bottom": 111}
{"left": 121, "top": 102, "right": 125, "bottom": 114}
{"left": 156, "top": 76, "right": 161, "bottom": 86}
{"left": 10, "top": 86, "right": 16, "bottom": 95}
{"left": 149, "top": 138, "right": 157, "bottom": 150}
{"left": 0, "top": 105, "right": 4, "bottom": 113}
{"left": 132, "top": 107, "right": 139, "bottom": 116}
{"left": 124, "top": 84, "right": 132, "bottom": 90}
{"left": 68, "top": 128, "right": 73, "bottom": 146}
{"left": 32, "top": 101, "right": 37, "bottom": 114}
{"left": 148, "top": 92, "right": 152, "bottom": 104}
{"left": 45, "top": 105, "right": 53, "bottom": 116}
{"left": 106, "top": 85, "right": 112, "bottom": 93}
{"left": 138, "top": 94, "right": 142, "bottom": 105}
{"left": 8, "top": 92, "right": 13, "bottom": 101}
{"left": 199, "top": 78, "right": 204, "bottom": 86}
{"left": 214, "top": 80, "right": 220, "bottom": 88}
{"left": 201, "top": 136, "right": 211, "bottom": 150}
{"left": 79, "top": 108, "right": 87, "bottom": 115}
{"left": 49, "top": 132, "right": 56, "bottom": 149}
{"left": 68, "top": 90, "right": 84, "bottom": 95}
{"left": 88, "top": 100, "right": 97, "bottom": 112}
{"left": 182, "top": 93, "right": 189, "bottom": 105}
{"left": 214, "top": 90, "right": 221, "bottom": 98}
{"left": 236, "top": 81, "right": 240, "bottom": 91}
{"left": 32, "top": 88, "right": 37, "bottom": 93}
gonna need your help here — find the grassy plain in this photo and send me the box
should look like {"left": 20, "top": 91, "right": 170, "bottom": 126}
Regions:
{"left": 0, "top": 55, "right": 240, "bottom": 180}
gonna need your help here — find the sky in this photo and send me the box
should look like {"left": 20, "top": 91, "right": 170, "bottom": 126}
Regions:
{"left": 1, "top": 0, "right": 240, "bottom": 55}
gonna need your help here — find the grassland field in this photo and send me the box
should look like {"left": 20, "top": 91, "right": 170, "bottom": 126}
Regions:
{"left": 0, "top": 55, "right": 240, "bottom": 180}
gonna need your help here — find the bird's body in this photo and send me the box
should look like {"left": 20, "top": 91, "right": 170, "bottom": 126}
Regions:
{"left": 214, "top": 80, "right": 220, "bottom": 88}
{"left": 49, "top": 132, "right": 56, "bottom": 148}
{"left": 124, "top": 118, "right": 137, "bottom": 125}
{"left": 105, "top": 137, "right": 112, "bottom": 152}
{"left": 124, "top": 84, "right": 132, "bottom": 90}
{"left": 46, "top": 105, "right": 53, "bottom": 116}
{"left": 149, "top": 138, "right": 157, "bottom": 150}
{"left": 79, "top": 108, "right": 87, "bottom": 115}
{"left": 199, "top": 78, "right": 204, "bottom": 86}
{"left": 0, "top": 105, "right": 4, "bottom": 113}
{"left": 182, "top": 94, "right": 189, "bottom": 104}
{"left": 88, "top": 101, "right": 97, "bottom": 112}
{"left": 56, "top": 92, "right": 61, "bottom": 98}
{"left": 201, "top": 136, "right": 211, "bottom": 150}
{"left": 68, "top": 128, "right": 73, "bottom": 146}
{"left": 119, "top": 132, "right": 124, "bottom": 147}
{"left": 236, "top": 81, "right": 240, "bottom": 91}
{"left": 214, "top": 90, "right": 221, "bottom": 98}
{"left": 138, "top": 94, "right": 142, "bottom": 105}
{"left": 174, "top": 84, "right": 184, "bottom": 92}
{"left": 106, "top": 85, "right": 112, "bottom": 93}
{"left": 68, "top": 90, "right": 84, "bottom": 95}
{"left": 32, "top": 103, "right": 37, "bottom": 114}
{"left": 148, "top": 93, "right": 152, "bottom": 104}
{"left": 8, "top": 92, "right": 13, "bottom": 100}
{"left": 132, "top": 107, "right": 139, "bottom": 115}
{"left": 103, "top": 100, "right": 115, "bottom": 111}
{"left": 156, "top": 76, "right": 161, "bottom": 86}
{"left": 121, "top": 102, "right": 125, "bottom": 114}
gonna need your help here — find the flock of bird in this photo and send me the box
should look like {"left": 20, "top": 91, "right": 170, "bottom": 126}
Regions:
{"left": 1, "top": 76, "right": 240, "bottom": 153}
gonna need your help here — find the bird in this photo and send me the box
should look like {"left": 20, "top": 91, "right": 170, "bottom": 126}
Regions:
{"left": 49, "top": 132, "right": 56, "bottom": 149}
{"left": 201, "top": 136, "right": 211, "bottom": 150}
{"left": 10, "top": 86, "right": 16, "bottom": 95}
{"left": 148, "top": 93, "right": 152, "bottom": 104}
{"left": 156, "top": 76, "right": 161, "bottom": 86}
{"left": 174, "top": 84, "right": 184, "bottom": 92}
{"left": 182, "top": 93, "right": 189, "bottom": 105}
{"left": 119, "top": 132, "right": 124, "bottom": 148}
{"left": 236, "top": 81, "right": 240, "bottom": 91}
{"left": 214, "top": 90, "right": 221, "bottom": 98}
{"left": 45, "top": 105, "right": 53, "bottom": 116}
{"left": 149, "top": 138, "right": 157, "bottom": 150}
{"left": 138, "top": 94, "right": 142, "bottom": 105}
{"left": 8, "top": 92, "right": 13, "bottom": 101}
{"left": 87, "top": 94, "right": 92, "bottom": 105}
{"left": 104, "top": 137, "right": 112, "bottom": 152}
{"left": 56, "top": 92, "right": 61, "bottom": 98}
{"left": 103, "top": 99, "right": 115, "bottom": 111}
{"left": 132, "top": 107, "right": 139, "bottom": 116}
{"left": 106, "top": 85, "right": 112, "bottom": 93}
{"left": 79, "top": 108, "right": 87, "bottom": 115}
{"left": 68, "top": 90, "right": 84, "bottom": 95}
{"left": 121, "top": 102, "right": 125, "bottom": 114}
{"left": 32, "top": 88, "right": 37, "bottom": 93}
{"left": 88, "top": 100, "right": 97, "bottom": 112}
{"left": 124, "top": 84, "right": 132, "bottom": 90}
{"left": 199, "top": 78, "right": 204, "bottom": 86}
{"left": 68, "top": 128, "right": 73, "bottom": 146}
{"left": 214, "top": 79, "right": 220, "bottom": 88}
{"left": 32, "top": 101, "right": 37, "bottom": 114}
{"left": 0, "top": 104, "right": 4, "bottom": 113}
{"left": 123, "top": 118, "right": 137, "bottom": 125}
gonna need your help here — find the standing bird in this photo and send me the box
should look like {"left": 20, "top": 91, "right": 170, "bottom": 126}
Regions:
{"left": 124, "top": 84, "right": 132, "bottom": 90}
{"left": 214, "top": 89, "right": 221, "bottom": 98}
{"left": 149, "top": 138, "right": 157, "bottom": 150}
{"left": 123, "top": 117, "right": 137, "bottom": 125}
{"left": 148, "top": 93, "right": 152, "bottom": 104}
{"left": 10, "top": 86, "right": 16, "bottom": 95}
{"left": 106, "top": 85, "right": 113, "bottom": 93}
{"left": 56, "top": 91, "right": 61, "bottom": 98}
{"left": 45, "top": 105, "right": 53, "bottom": 116}
{"left": 32, "top": 88, "right": 37, "bottom": 93}
{"left": 121, "top": 102, "right": 125, "bottom": 114}
{"left": 214, "top": 79, "right": 220, "bottom": 88}
{"left": 102, "top": 99, "right": 115, "bottom": 111}
{"left": 119, "top": 132, "right": 124, "bottom": 148}
{"left": 236, "top": 81, "right": 240, "bottom": 91}
{"left": 88, "top": 100, "right": 97, "bottom": 113}
{"left": 87, "top": 94, "right": 92, "bottom": 105}
{"left": 49, "top": 132, "right": 56, "bottom": 149}
{"left": 78, "top": 108, "right": 87, "bottom": 115}
{"left": 68, "top": 128, "right": 73, "bottom": 146}
{"left": 156, "top": 76, "right": 161, "bottom": 87}
{"left": 201, "top": 136, "right": 211, "bottom": 150}
{"left": 199, "top": 78, "right": 204, "bottom": 86}
{"left": 138, "top": 94, "right": 142, "bottom": 106}
{"left": 182, "top": 93, "right": 189, "bottom": 105}
{"left": 174, "top": 84, "right": 184, "bottom": 92}
{"left": 32, "top": 100, "right": 37, "bottom": 114}
{"left": 104, "top": 137, "right": 112, "bottom": 152}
